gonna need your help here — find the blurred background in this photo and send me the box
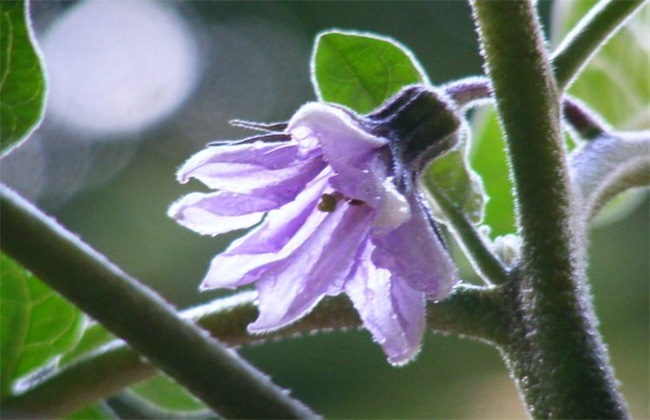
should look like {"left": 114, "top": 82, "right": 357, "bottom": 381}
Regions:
{"left": 1, "top": 1, "right": 647, "bottom": 417}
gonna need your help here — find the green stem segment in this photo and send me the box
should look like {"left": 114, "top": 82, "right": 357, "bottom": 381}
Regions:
{"left": 419, "top": 180, "right": 509, "bottom": 285}
{"left": 552, "top": 0, "right": 648, "bottom": 91}
{"left": 470, "top": 1, "right": 628, "bottom": 418}
{"left": 2, "top": 285, "right": 503, "bottom": 417}
{"left": 0, "top": 184, "right": 315, "bottom": 419}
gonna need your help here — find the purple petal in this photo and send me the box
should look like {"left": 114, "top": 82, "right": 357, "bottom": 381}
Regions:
{"left": 371, "top": 194, "right": 457, "bottom": 299}
{"left": 200, "top": 174, "right": 330, "bottom": 289}
{"left": 288, "top": 103, "right": 387, "bottom": 167}
{"left": 168, "top": 191, "right": 280, "bottom": 236}
{"left": 248, "top": 203, "right": 374, "bottom": 333}
{"left": 345, "top": 240, "right": 425, "bottom": 365}
{"left": 177, "top": 142, "right": 325, "bottom": 203}
{"left": 288, "top": 104, "right": 409, "bottom": 230}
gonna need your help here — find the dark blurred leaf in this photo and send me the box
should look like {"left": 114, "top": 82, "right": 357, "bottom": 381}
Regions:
{"left": 129, "top": 373, "right": 208, "bottom": 413}
{"left": 468, "top": 108, "right": 516, "bottom": 237}
{"left": 312, "top": 30, "right": 426, "bottom": 113}
{"left": 0, "top": 1, "right": 47, "bottom": 152}
{"left": 0, "top": 254, "right": 84, "bottom": 397}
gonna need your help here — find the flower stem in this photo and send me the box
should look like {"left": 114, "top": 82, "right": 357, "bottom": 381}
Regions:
{"left": 419, "top": 180, "right": 509, "bottom": 285}
{"left": 2, "top": 285, "right": 504, "bottom": 417}
{"left": 563, "top": 97, "right": 609, "bottom": 140}
{"left": 470, "top": 0, "right": 628, "bottom": 417}
{"left": 0, "top": 184, "right": 315, "bottom": 419}
{"left": 552, "top": 0, "right": 648, "bottom": 91}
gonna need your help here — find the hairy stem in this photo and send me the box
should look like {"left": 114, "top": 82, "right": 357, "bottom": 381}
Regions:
{"left": 552, "top": 0, "right": 648, "bottom": 91}
{"left": 2, "top": 285, "right": 503, "bottom": 417}
{"left": 471, "top": 1, "right": 628, "bottom": 418}
{"left": 0, "top": 184, "right": 315, "bottom": 419}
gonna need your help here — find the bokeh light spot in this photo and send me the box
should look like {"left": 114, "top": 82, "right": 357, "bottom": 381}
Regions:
{"left": 41, "top": 0, "right": 198, "bottom": 136}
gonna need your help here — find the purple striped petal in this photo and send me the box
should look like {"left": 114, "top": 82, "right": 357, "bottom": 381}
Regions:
{"left": 200, "top": 175, "right": 330, "bottom": 289}
{"left": 248, "top": 203, "right": 374, "bottom": 332}
{"left": 345, "top": 240, "right": 425, "bottom": 365}
{"left": 371, "top": 194, "right": 457, "bottom": 299}
{"left": 177, "top": 142, "right": 325, "bottom": 203}
{"left": 168, "top": 191, "right": 280, "bottom": 236}
{"left": 289, "top": 104, "right": 409, "bottom": 231}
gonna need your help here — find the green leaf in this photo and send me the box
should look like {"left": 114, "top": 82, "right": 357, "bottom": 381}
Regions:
{"left": 424, "top": 148, "right": 486, "bottom": 225}
{"left": 0, "top": 1, "right": 47, "bottom": 153}
{"left": 67, "top": 403, "right": 115, "bottom": 419}
{"left": 311, "top": 30, "right": 427, "bottom": 113}
{"left": 0, "top": 254, "right": 85, "bottom": 397}
{"left": 552, "top": 1, "right": 649, "bottom": 129}
{"left": 468, "top": 107, "right": 516, "bottom": 237}
{"left": 59, "top": 321, "right": 114, "bottom": 366}
{"left": 129, "top": 373, "right": 208, "bottom": 413}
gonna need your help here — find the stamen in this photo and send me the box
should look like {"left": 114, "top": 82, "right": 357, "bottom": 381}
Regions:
{"left": 317, "top": 193, "right": 340, "bottom": 213}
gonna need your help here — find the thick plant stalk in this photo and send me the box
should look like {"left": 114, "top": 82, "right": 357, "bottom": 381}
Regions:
{"left": 0, "top": 184, "right": 315, "bottom": 419}
{"left": 470, "top": 1, "right": 628, "bottom": 418}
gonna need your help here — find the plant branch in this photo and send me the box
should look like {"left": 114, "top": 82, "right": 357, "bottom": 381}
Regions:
{"left": 2, "top": 284, "right": 504, "bottom": 417}
{"left": 562, "top": 97, "right": 609, "bottom": 140}
{"left": 552, "top": 0, "right": 648, "bottom": 91}
{"left": 570, "top": 130, "right": 650, "bottom": 218}
{"left": 0, "top": 184, "right": 315, "bottom": 419}
{"left": 419, "top": 179, "right": 509, "bottom": 285}
{"left": 471, "top": 0, "right": 628, "bottom": 417}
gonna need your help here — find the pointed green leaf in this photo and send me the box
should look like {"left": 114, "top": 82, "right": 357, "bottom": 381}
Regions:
{"left": 311, "top": 30, "right": 427, "bottom": 113}
{"left": 0, "top": 254, "right": 84, "bottom": 397}
{"left": 0, "top": 1, "right": 47, "bottom": 153}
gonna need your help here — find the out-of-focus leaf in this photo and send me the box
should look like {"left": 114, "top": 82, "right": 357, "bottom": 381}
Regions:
{"left": 552, "top": 1, "right": 649, "bottom": 129}
{"left": 311, "top": 30, "right": 426, "bottom": 113}
{"left": 0, "top": 254, "right": 85, "bottom": 397}
{"left": 424, "top": 148, "right": 486, "bottom": 225}
{"left": 59, "top": 321, "right": 114, "bottom": 366}
{"left": 129, "top": 373, "right": 207, "bottom": 413}
{"left": 468, "top": 107, "right": 516, "bottom": 238}
{"left": 0, "top": 1, "right": 47, "bottom": 153}
{"left": 67, "top": 403, "right": 116, "bottom": 419}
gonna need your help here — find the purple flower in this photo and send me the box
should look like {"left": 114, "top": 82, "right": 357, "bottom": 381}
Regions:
{"left": 169, "top": 102, "right": 458, "bottom": 365}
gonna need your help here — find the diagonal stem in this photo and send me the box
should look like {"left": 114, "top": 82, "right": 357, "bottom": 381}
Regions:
{"left": 0, "top": 184, "right": 315, "bottom": 419}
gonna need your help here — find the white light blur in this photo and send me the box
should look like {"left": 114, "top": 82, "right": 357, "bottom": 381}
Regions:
{"left": 41, "top": 0, "right": 199, "bottom": 136}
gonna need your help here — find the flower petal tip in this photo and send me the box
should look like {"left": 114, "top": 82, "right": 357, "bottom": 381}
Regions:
{"left": 386, "top": 346, "right": 421, "bottom": 367}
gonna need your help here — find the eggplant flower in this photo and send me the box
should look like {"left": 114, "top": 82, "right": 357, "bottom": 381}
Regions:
{"left": 169, "top": 97, "right": 458, "bottom": 365}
